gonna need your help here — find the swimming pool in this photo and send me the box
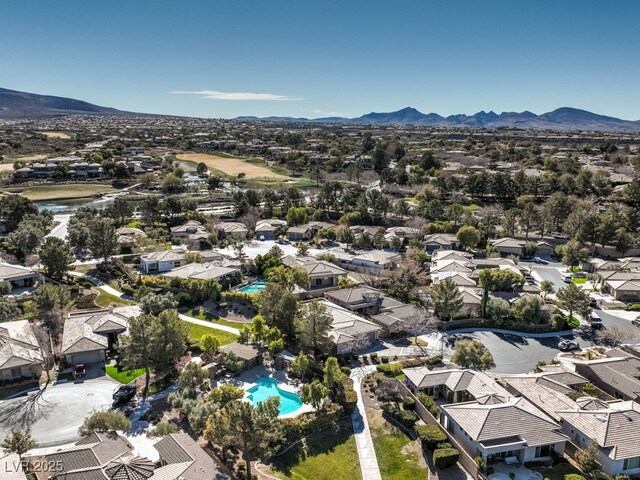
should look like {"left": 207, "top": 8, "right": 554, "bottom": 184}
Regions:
{"left": 247, "top": 377, "right": 303, "bottom": 415}
{"left": 238, "top": 280, "right": 267, "bottom": 294}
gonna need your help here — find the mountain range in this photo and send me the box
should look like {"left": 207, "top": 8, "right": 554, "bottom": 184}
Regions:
{"left": 237, "top": 106, "right": 640, "bottom": 132}
{"left": 1, "top": 87, "right": 639, "bottom": 132}
{"left": 0, "top": 87, "right": 135, "bottom": 119}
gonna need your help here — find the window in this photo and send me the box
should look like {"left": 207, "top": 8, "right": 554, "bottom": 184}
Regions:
{"left": 624, "top": 456, "right": 640, "bottom": 471}
{"left": 315, "top": 278, "right": 322, "bottom": 286}
{"left": 11, "top": 368, "right": 21, "bottom": 379}
{"left": 535, "top": 445, "right": 553, "bottom": 458}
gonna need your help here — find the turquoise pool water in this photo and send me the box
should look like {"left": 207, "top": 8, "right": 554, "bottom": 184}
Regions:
{"left": 238, "top": 280, "right": 267, "bottom": 294}
{"left": 247, "top": 377, "right": 303, "bottom": 415}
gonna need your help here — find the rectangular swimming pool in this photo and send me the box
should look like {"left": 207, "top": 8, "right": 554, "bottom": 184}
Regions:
{"left": 238, "top": 280, "right": 267, "bottom": 294}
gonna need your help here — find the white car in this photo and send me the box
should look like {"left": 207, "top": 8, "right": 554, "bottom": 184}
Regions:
{"left": 558, "top": 340, "right": 579, "bottom": 351}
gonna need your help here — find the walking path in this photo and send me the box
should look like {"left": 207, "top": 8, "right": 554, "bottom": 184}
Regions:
{"left": 178, "top": 313, "right": 241, "bottom": 335}
{"left": 67, "top": 270, "right": 125, "bottom": 298}
{"left": 350, "top": 365, "right": 382, "bottom": 480}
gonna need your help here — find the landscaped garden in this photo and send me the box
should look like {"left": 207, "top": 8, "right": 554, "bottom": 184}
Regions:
{"left": 268, "top": 420, "right": 361, "bottom": 480}
{"left": 183, "top": 308, "right": 246, "bottom": 329}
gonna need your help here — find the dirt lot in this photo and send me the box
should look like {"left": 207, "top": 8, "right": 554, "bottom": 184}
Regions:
{"left": 176, "top": 153, "right": 288, "bottom": 180}
{"left": 39, "top": 131, "right": 72, "bottom": 139}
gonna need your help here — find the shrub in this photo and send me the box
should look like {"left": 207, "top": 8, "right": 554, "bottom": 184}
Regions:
{"left": 174, "top": 291, "right": 191, "bottom": 306}
{"left": 381, "top": 356, "right": 389, "bottom": 364}
{"left": 402, "top": 396, "right": 415, "bottom": 410}
{"left": 370, "top": 352, "right": 378, "bottom": 362}
{"left": 381, "top": 402, "right": 398, "bottom": 416}
{"left": 416, "top": 424, "right": 447, "bottom": 450}
{"left": 376, "top": 362, "right": 403, "bottom": 377}
{"left": 341, "top": 366, "right": 351, "bottom": 376}
{"left": 395, "top": 409, "right": 418, "bottom": 429}
{"left": 437, "top": 442, "right": 453, "bottom": 449}
{"left": 417, "top": 392, "right": 440, "bottom": 417}
{"left": 564, "top": 475, "right": 586, "bottom": 480}
{"left": 433, "top": 448, "right": 459, "bottom": 470}
{"left": 120, "top": 284, "right": 134, "bottom": 296}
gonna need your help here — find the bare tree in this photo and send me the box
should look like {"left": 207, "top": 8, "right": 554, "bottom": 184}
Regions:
{"left": 239, "top": 206, "right": 260, "bottom": 233}
{"left": 403, "top": 306, "right": 441, "bottom": 354}
{"left": 596, "top": 326, "right": 635, "bottom": 348}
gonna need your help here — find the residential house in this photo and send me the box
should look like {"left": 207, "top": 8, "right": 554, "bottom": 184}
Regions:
{"left": 316, "top": 299, "right": 381, "bottom": 354}
{"left": 0, "top": 320, "right": 43, "bottom": 382}
{"left": 255, "top": 219, "right": 287, "bottom": 240}
{"left": 489, "top": 238, "right": 556, "bottom": 257}
{"left": 0, "top": 262, "right": 38, "bottom": 290}
{"left": 403, "top": 367, "right": 510, "bottom": 402}
{"left": 384, "top": 226, "right": 421, "bottom": 244}
{"left": 161, "top": 262, "right": 239, "bottom": 283}
{"left": 349, "top": 225, "right": 384, "bottom": 238}
{"left": 116, "top": 226, "right": 147, "bottom": 247}
{"left": 441, "top": 395, "right": 567, "bottom": 465}
{"left": 140, "top": 249, "right": 223, "bottom": 274}
{"left": 287, "top": 221, "right": 334, "bottom": 241}
{"left": 572, "top": 355, "right": 640, "bottom": 400}
{"left": 424, "top": 233, "right": 458, "bottom": 252}
{"left": 28, "top": 432, "right": 147, "bottom": 480}
{"left": 282, "top": 255, "right": 347, "bottom": 289}
{"left": 322, "top": 247, "right": 401, "bottom": 272}
{"left": 61, "top": 307, "right": 138, "bottom": 366}
{"left": 559, "top": 400, "right": 640, "bottom": 476}
{"left": 370, "top": 303, "right": 427, "bottom": 335}
{"left": 153, "top": 432, "right": 227, "bottom": 480}
{"left": 603, "top": 276, "right": 640, "bottom": 301}
{"left": 170, "top": 220, "right": 209, "bottom": 241}
{"left": 324, "top": 287, "right": 402, "bottom": 315}
{"left": 213, "top": 221, "right": 249, "bottom": 240}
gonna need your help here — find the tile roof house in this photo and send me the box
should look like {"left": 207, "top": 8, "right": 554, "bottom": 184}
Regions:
{"left": 424, "top": 233, "right": 459, "bottom": 252}
{"left": 559, "top": 400, "right": 640, "bottom": 476}
{"left": 489, "top": 237, "right": 556, "bottom": 257}
{"left": 286, "top": 221, "right": 335, "bottom": 241}
{"left": 170, "top": 220, "right": 209, "bottom": 241}
{"left": 441, "top": 395, "right": 567, "bottom": 465}
{"left": 140, "top": 249, "right": 223, "bottom": 274}
{"left": 0, "top": 320, "right": 43, "bottom": 382}
{"left": 161, "top": 262, "right": 239, "bottom": 283}
{"left": 315, "top": 299, "right": 381, "bottom": 355}
{"left": 152, "top": 432, "right": 227, "bottom": 480}
{"left": 213, "top": 222, "right": 249, "bottom": 240}
{"left": 320, "top": 247, "right": 401, "bottom": 272}
{"left": 604, "top": 277, "right": 640, "bottom": 301}
{"left": 255, "top": 219, "right": 287, "bottom": 240}
{"left": 282, "top": 255, "right": 347, "bottom": 290}
{"left": 324, "top": 287, "right": 402, "bottom": 315}
{"left": 61, "top": 307, "right": 138, "bottom": 366}
{"left": 573, "top": 355, "right": 640, "bottom": 400}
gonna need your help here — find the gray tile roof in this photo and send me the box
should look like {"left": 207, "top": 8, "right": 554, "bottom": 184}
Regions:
{"left": 153, "top": 433, "right": 224, "bottom": 480}
{"left": 443, "top": 397, "right": 566, "bottom": 447}
{"left": 0, "top": 320, "right": 43, "bottom": 370}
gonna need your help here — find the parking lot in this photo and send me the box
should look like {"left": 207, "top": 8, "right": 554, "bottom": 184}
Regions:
{"left": 0, "top": 375, "right": 117, "bottom": 447}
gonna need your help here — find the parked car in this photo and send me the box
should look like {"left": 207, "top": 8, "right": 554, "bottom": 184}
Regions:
{"left": 588, "top": 313, "right": 603, "bottom": 329}
{"left": 113, "top": 384, "right": 137, "bottom": 404}
{"left": 562, "top": 274, "right": 572, "bottom": 283}
{"left": 558, "top": 340, "right": 579, "bottom": 351}
{"left": 632, "top": 319, "right": 640, "bottom": 328}
{"left": 73, "top": 364, "right": 86, "bottom": 379}
{"left": 524, "top": 275, "right": 536, "bottom": 284}
{"left": 590, "top": 297, "right": 598, "bottom": 308}
{"left": 533, "top": 257, "right": 549, "bottom": 265}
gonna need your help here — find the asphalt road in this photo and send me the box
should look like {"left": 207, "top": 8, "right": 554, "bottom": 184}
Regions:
{"left": 0, "top": 375, "right": 117, "bottom": 447}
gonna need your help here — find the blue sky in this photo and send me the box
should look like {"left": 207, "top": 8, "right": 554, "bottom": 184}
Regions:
{"left": 1, "top": 0, "right": 639, "bottom": 119}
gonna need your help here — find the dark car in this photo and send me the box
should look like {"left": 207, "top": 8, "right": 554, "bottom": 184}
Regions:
{"left": 73, "top": 364, "right": 86, "bottom": 379}
{"left": 588, "top": 313, "right": 603, "bottom": 329}
{"left": 113, "top": 384, "right": 137, "bottom": 404}
{"left": 632, "top": 319, "right": 640, "bottom": 328}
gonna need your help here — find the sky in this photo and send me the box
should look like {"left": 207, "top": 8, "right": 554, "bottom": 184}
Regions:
{"left": 1, "top": 0, "right": 639, "bottom": 119}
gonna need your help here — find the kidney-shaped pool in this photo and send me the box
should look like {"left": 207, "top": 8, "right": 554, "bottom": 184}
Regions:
{"left": 246, "top": 377, "right": 303, "bottom": 415}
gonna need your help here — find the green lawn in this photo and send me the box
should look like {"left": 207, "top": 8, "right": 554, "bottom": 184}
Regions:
{"left": 368, "top": 409, "right": 428, "bottom": 480}
{"left": 531, "top": 463, "right": 583, "bottom": 480}
{"left": 564, "top": 315, "right": 581, "bottom": 329}
{"left": 95, "top": 289, "right": 134, "bottom": 308}
{"left": 186, "top": 322, "right": 237, "bottom": 346}
{"left": 572, "top": 277, "right": 587, "bottom": 284}
{"left": 183, "top": 309, "right": 244, "bottom": 329}
{"left": 105, "top": 365, "right": 145, "bottom": 383}
{"left": 269, "top": 421, "right": 361, "bottom": 480}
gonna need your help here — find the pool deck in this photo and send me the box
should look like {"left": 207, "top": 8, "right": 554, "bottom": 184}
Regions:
{"left": 211, "top": 365, "right": 314, "bottom": 418}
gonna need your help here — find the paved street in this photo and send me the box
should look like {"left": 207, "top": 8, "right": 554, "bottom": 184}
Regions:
{"left": 0, "top": 375, "right": 117, "bottom": 447}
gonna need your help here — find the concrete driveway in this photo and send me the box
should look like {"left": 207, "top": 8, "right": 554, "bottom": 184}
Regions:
{"left": 0, "top": 375, "right": 118, "bottom": 447}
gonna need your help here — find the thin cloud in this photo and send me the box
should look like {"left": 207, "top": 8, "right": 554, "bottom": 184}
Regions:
{"left": 171, "top": 89, "right": 301, "bottom": 101}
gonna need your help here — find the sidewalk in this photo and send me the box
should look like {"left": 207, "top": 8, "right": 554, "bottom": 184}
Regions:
{"left": 178, "top": 313, "right": 241, "bottom": 335}
{"left": 68, "top": 270, "right": 125, "bottom": 298}
{"left": 350, "top": 366, "right": 382, "bottom": 480}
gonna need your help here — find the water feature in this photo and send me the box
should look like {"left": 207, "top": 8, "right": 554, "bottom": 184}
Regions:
{"left": 246, "top": 377, "right": 303, "bottom": 415}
